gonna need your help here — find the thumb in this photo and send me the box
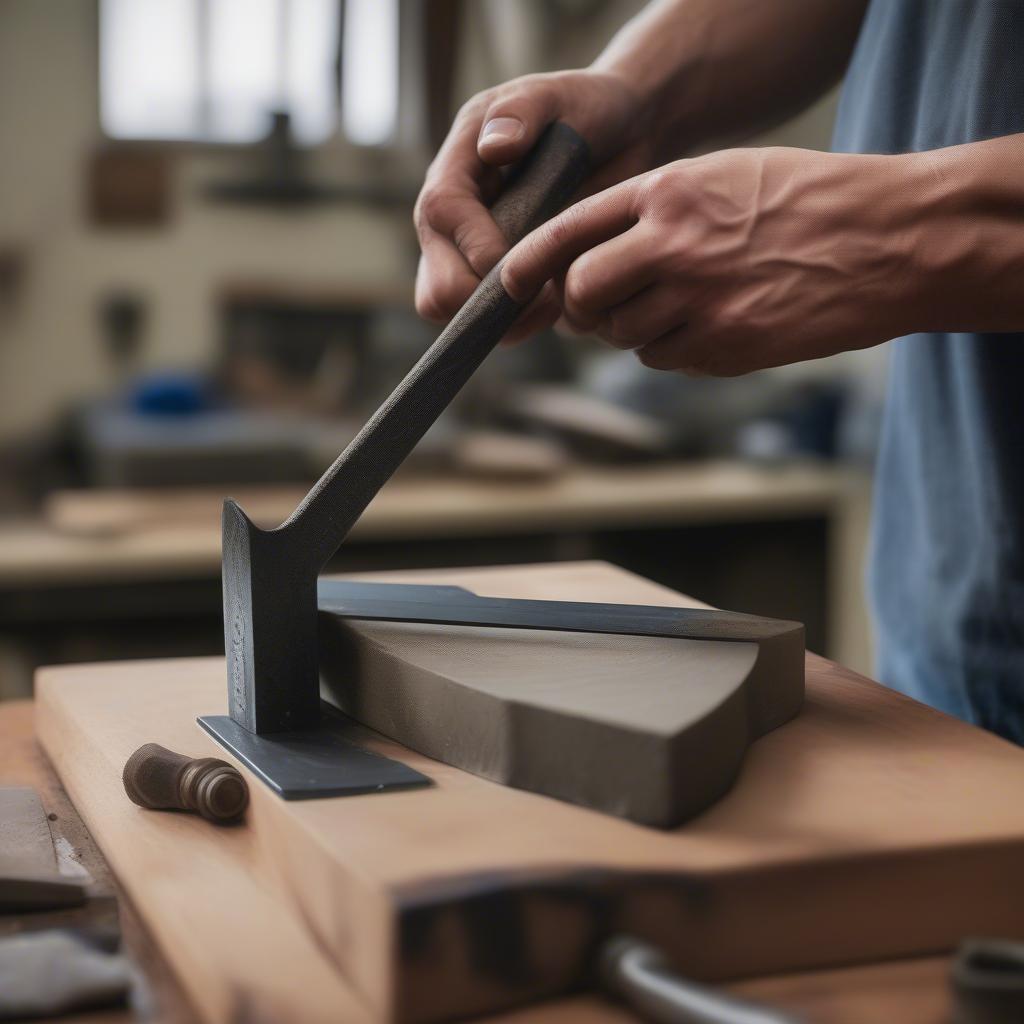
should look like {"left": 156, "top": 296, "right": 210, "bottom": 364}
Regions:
{"left": 477, "top": 88, "right": 558, "bottom": 166}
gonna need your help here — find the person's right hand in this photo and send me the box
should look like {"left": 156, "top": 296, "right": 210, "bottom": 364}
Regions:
{"left": 413, "top": 69, "right": 649, "bottom": 340}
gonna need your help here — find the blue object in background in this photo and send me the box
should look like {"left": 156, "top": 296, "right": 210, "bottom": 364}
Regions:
{"left": 129, "top": 373, "right": 212, "bottom": 416}
{"left": 784, "top": 384, "right": 844, "bottom": 460}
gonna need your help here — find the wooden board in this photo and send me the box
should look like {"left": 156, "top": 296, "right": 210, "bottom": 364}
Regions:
{"left": 36, "top": 561, "right": 1024, "bottom": 1024}
{"left": 1, "top": 700, "right": 955, "bottom": 1024}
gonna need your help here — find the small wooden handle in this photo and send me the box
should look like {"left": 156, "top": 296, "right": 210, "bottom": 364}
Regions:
{"left": 123, "top": 743, "right": 249, "bottom": 824}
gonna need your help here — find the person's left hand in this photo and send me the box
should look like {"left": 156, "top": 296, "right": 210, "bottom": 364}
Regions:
{"left": 500, "top": 146, "right": 923, "bottom": 375}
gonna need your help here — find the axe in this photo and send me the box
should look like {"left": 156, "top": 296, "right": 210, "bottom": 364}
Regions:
{"left": 219, "top": 123, "right": 592, "bottom": 738}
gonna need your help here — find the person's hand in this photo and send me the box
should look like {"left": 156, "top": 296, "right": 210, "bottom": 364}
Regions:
{"left": 414, "top": 69, "right": 651, "bottom": 339}
{"left": 501, "top": 146, "right": 923, "bottom": 375}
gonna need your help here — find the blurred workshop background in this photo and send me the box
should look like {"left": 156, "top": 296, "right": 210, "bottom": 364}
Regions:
{"left": 0, "top": 0, "right": 883, "bottom": 699}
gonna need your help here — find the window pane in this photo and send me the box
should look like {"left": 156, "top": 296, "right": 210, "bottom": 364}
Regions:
{"left": 342, "top": 0, "right": 399, "bottom": 146}
{"left": 100, "top": 0, "right": 200, "bottom": 140}
{"left": 100, "top": 0, "right": 340, "bottom": 145}
{"left": 286, "top": 0, "right": 341, "bottom": 145}
{"left": 207, "top": 0, "right": 280, "bottom": 142}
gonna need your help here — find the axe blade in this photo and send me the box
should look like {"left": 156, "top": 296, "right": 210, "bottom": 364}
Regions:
{"left": 222, "top": 498, "right": 320, "bottom": 734}
{"left": 217, "top": 124, "right": 591, "bottom": 738}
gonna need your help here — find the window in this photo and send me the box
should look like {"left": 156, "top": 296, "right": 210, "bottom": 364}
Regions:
{"left": 100, "top": 0, "right": 399, "bottom": 147}
{"left": 341, "top": 0, "right": 399, "bottom": 146}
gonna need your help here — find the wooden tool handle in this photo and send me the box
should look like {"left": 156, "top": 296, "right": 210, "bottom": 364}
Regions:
{"left": 123, "top": 743, "right": 249, "bottom": 823}
{"left": 280, "top": 123, "right": 591, "bottom": 567}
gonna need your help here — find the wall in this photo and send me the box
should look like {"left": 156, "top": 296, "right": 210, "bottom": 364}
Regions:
{"left": 0, "top": 0, "right": 852, "bottom": 442}
{"left": 0, "top": 0, "right": 416, "bottom": 440}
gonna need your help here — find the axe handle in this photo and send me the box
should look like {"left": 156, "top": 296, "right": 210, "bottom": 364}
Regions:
{"left": 280, "top": 122, "right": 591, "bottom": 567}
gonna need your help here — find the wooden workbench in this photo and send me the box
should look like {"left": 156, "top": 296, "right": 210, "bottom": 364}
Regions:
{"left": 0, "top": 689, "right": 952, "bottom": 1024}
{"left": 2, "top": 709, "right": 953, "bottom": 1024}
{"left": 18, "top": 561, "right": 999, "bottom": 1024}
{"left": 0, "top": 693, "right": 954, "bottom": 1024}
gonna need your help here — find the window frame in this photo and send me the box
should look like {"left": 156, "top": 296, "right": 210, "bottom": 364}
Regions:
{"left": 94, "top": 0, "right": 404, "bottom": 154}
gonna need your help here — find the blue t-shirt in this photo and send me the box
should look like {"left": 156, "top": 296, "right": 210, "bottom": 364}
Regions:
{"left": 832, "top": 0, "right": 1024, "bottom": 742}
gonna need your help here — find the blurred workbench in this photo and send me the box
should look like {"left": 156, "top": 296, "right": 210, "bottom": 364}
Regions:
{"left": 0, "top": 460, "right": 872, "bottom": 697}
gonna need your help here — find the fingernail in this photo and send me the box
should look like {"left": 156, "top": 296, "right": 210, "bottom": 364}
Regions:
{"left": 480, "top": 117, "right": 524, "bottom": 147}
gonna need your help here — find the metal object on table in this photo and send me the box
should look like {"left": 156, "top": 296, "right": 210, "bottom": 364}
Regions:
{"left": 197, "top": 709, "right": 429, "bottom": 800}
{"left": 317, "top": 580, "right": 801, "bottom": 645}
{"left": 600, "top": 936, "right": 801, "bottom": 1024}
{"left": 203, "top": 123, "right": 593, "bottom": 792}
{"left": 122, "top": 743, "right": 249, "bottom": 823}
{"left": 952, "top": 938, "right": 1024, "bottom": 1024}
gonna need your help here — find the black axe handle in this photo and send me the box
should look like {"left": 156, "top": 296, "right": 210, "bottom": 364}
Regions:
{"left": 280, "top": 123, "right": 590, "bottom": 569}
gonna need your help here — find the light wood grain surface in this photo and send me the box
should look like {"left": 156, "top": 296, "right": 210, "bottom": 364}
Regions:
{"left": 1, "top": 699, "right": 955, "bottom": 1024}
{"left": 34, "top": 561, "right": 1017, "bottom": 1022}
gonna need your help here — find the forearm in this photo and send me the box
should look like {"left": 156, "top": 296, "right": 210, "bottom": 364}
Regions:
{"left": 903, "top": 135, "right": 1024, "bottom": 333}
{"left": 593, "top": 0, "right": 868, "bottom": 158}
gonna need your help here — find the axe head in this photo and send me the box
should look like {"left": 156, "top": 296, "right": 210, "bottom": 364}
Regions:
{"left": 213, "top": 124, "right": 592, "bottom": 740}
{"left": 222, "top": 499, "right": 321, "bottom": 734}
